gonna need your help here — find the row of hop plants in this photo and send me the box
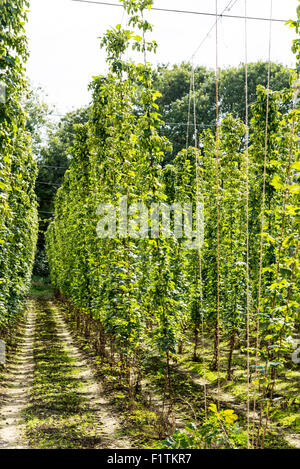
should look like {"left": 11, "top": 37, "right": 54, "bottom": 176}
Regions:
{"left": 0, "top": 0, "right": 38, "bottom": 336}
{"left": 46, "top": 0, "right": 299, "bottom": 447}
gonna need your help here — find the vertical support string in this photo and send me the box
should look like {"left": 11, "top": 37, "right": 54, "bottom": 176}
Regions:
{"left": 215, "top": 0, "right": 221, "bottom": 410}
{"left": 192, "top": 65, "right": 207, "bottom": 419}
{"left": 252, "top": 0, "right": 273, "bottom": 447}
{"left": 244, "top": 0, "right": 251, "bottom": 449}
{"left": 141, "top": 10, "right": 147, "bottom": 65}
{"left": 186, "top": 75, "right": 193, "bottom": 149}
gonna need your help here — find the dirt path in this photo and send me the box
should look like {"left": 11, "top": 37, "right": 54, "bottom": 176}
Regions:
{"left": 0, "top": 298, "right": 130, "bottom": 449}
{"left": 51, "top": 302, "right": 130, "bottom": 449}
{"left": 0, "top": 303, "right": 35, "bottom": 449}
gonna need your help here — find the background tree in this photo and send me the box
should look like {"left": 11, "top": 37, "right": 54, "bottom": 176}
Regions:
{"left": 153, "top": 62, "right": 291, "bottom": 163}
{"left": 33, "top": 107, "right": 89, "bottom": 276}
{"left": 23, "top": 84, "right": 51, "bottom": 159}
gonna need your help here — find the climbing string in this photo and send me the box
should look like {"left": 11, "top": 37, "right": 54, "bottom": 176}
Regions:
{"left": 252, "top": 0, "right": 273, "bottom": 447}
{"left": 192, "top": 64, "right": 207, "bottom": 418}
{"left": 244, "top": 0, "right": 251, "bottom": 449}
{"left": 186, "top": 75, "right": 193, "bottom": 149}
{"left": 215, "top": 0, "right": 221, "bottom": 410}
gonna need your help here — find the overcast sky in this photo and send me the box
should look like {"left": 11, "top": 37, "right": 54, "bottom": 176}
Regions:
{"left": 26, "top": 0, "right": 298, "bottom": 115}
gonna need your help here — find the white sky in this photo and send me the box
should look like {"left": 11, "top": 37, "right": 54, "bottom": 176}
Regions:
{"left": 26, "top": 0, "right": 298, "bottom": 115}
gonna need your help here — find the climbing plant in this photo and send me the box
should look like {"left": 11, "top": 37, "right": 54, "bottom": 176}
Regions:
{"left": 0, "top": 0, "right": 38, "bottom": 334}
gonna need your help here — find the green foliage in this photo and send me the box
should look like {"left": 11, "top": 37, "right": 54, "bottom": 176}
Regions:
{"left": 159, "top": 405, "right": 245, "bottom": 449}
{"left": 0, "top": 0, "right": 38, "bottom": 332}
{"left": 286, "top": 2, "right": 300, "bottom": 74}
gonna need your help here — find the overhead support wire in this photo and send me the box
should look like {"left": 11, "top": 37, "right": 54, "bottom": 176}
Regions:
{"left": 70, "top": 0, "right": 288, "bottom": 23}
{"left": 190, "top": 0, "right": 239, "bottom": 61}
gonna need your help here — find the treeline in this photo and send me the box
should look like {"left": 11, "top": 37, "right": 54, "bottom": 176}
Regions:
{"left": 0, "top": 0, "right": 38, "bottom": 334}
{"left": 154, "top": 61, "right": 291, "bottom": 161}
{"left": 46, "top": 0, "right": 299, "bottom": 445}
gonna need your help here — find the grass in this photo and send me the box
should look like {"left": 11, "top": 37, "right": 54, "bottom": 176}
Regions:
{"left": 30, "top": 276, "right": 53, "bottom": 299}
